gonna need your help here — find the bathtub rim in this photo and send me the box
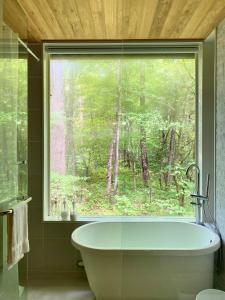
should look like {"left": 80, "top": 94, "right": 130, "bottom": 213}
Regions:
{"left": 71, "top": 221, "right": 220, "bottom": 256}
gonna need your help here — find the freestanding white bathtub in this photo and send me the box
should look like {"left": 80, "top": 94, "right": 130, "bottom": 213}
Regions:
{"left": 71, "top": 221, "right": 220, "bottom": 300}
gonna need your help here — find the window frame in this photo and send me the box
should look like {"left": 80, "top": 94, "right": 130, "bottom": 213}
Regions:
{"left": 42, "top": 41, "right": 213, "bottom": 223}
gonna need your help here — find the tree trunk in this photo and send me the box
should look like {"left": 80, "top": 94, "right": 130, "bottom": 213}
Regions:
{"left": 122, "top": 149, "right": 131, "bottom": 168}
{"left": 113, "top": 62, "right": 122, "bottom": 193}
{"left": 114, "top": 116, "right": 120, "bottom": 193}
{"left": 132, "top": 160, "right": 136, "bottom": 191}
{"left": 106, "top": 131, "right": 116, "bottom": 194}
{"left": 51, "top": 61, "right": 66, "bottom": 175}
{"left": 165, "top": 128, "right": 176, "bottom": 185}
{"left": 140, "top": 138, "right": 149, "bottom": 186}
{"left": 139, "top": 62, "right": 149, "bottom": 187}
{"left": 159, "top": 131, "right": 167, "bottom": 188}
{"left": 65, "top": 67, "right": 77, "bottom": 176}
{"left": 173, "top": 175, "right": 185, "bottom": 207}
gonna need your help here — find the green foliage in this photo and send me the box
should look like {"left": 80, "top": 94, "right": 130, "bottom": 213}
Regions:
{"left": 0, "top": 56, "right": 28, "bottom": 202}
{"left": 51, "top": 173, "right": 88, "bottom": 198}
{"left": 49, "top": 58, "right": 196, "bottom": 217}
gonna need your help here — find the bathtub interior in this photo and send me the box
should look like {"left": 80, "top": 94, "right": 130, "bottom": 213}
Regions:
{"left": 72, "top": 221, "right": 219, "bottom": 251}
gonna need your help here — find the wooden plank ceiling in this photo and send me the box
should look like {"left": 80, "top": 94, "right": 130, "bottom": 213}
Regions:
{"left": 4, "top": 0, "right": 225, "bottom": 42}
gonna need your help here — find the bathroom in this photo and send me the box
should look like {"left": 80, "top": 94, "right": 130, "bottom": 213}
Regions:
{"left": 1, "top": 0, "right": 225, "bottom": 299}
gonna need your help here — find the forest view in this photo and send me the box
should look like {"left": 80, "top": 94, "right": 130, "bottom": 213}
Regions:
{"left": 0, "top": 55, "right": 27, "bottom": 204}
{"left": 49, "top": 55, "right": 196, "bottom": 217}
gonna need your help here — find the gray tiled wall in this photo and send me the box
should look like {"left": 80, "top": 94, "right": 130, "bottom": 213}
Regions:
{"left": 25, "top": 31, "right": 225, "bottom": 286}
{"left": 24, "top": 44, "right": 86, "bottom": 281}
{"left": 216, "top": 18, "right": 225, "bottom": 289}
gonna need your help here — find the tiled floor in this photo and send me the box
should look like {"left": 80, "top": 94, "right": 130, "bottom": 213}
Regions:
{"left": 25, "top": 279, "right": 95, "bottom": 300}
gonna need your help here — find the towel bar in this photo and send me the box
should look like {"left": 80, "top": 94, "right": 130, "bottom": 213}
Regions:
{"left": 0, "top": 196, "right": 32, "bottom": 217}
{"left": 0, "top": 209, "right": 13, "bottom": 216}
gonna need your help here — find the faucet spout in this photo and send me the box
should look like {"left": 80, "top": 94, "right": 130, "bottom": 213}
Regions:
{"left": 186, "top": 163, "right": 202, "bottom": 225}
{"left": 186, "top": 163, "right": 200, "bottom": 194}
{"left": 186, "top": 163, "right": 211, "bottom": 225}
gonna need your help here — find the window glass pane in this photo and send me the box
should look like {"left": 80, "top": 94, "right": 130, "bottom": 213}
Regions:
{"left": 49, "top": 56, "right": 195, "bottom": 218}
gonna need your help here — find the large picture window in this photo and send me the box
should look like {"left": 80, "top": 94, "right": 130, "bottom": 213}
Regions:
{"left": 44, "top": 45, "right": 197, "bottom": 220}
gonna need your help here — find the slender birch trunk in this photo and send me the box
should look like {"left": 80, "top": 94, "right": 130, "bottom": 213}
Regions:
{"left": 113, "top": 61, "right": 122, "bottom": 193}
{"left": 132, "top": 160, "right": 136, "bottom": 191}
{"left": 165, "top": 128, "right": 176, "bottom": 185}
{"left": 140, "top": 138, "right": 149, "bottom": 185}
{"left": 65, "top": 67, "right": 76, "bottom": 176}
{"left": 139, "top": 62, "right": 149, "bottom": 186}
{"left": 106, "top": 131, "right": 116, "bottom": 194}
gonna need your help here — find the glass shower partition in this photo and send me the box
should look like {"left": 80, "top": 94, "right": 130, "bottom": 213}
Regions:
{"left": 0, "top": 21, "right": 20, "bottom": 300}
{"left": 0, "top": 17, "right": 28, "bottom": 300}
{"left": 17, "top": 42, "right": 28, "bottom": 201}
{"left": 0, "top": 20, "right": 18, "bottom": 206}
{"left": 17, "top": 39, "right": 28, "bottom": 300}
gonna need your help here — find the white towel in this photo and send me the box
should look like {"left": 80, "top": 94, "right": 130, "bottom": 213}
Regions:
{"left": 7, "top": 203, "right": 30, "bottom": 269}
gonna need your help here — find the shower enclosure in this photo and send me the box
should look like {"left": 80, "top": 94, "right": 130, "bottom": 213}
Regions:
{"left": 0, "top": 2, "right": 29, "bottom": 298}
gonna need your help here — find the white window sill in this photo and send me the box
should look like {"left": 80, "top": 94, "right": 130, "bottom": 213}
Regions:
{"left": 43, "top": 215, "right": 195, "bottom": 223}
